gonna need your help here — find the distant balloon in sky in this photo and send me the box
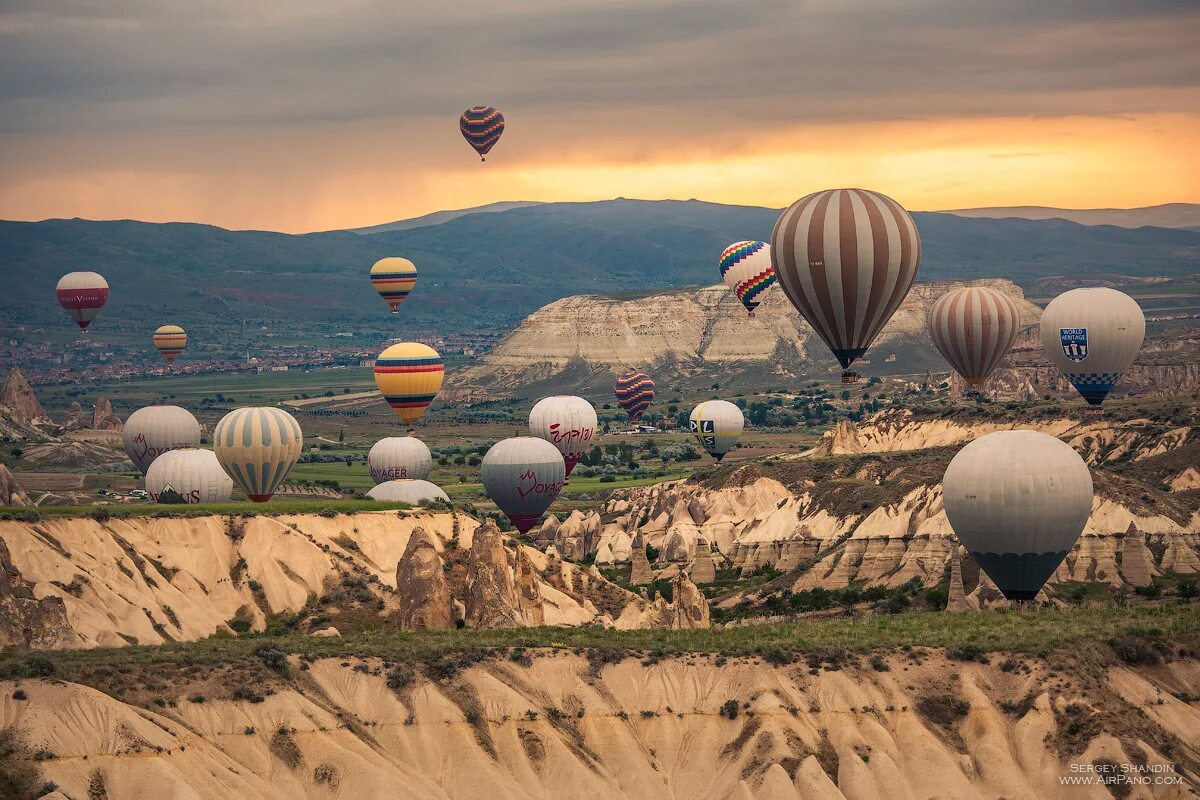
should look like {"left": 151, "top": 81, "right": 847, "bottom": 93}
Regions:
{"left": 367, "top": 479, "right": 449, "bottom": 504}
{"left": 122, "top": 405, "right": 202, "bottom": 475}
{"left": 213, "top": 407, "right": 303, "bottom": 502}
{"left": 459, "top": 106, "right": 505, "bottom": 161}
{"left": 145, "top": 449, "right": 233, "bottom": 504}
{"left": 928, "top": 286, "right": 1021, "bottom": 387}
{"left": 943, "top": 430, "right": 1093, "bottom": 602}
{"left": 56, "top": 271, "right": 109, "bottom": 332}
{"left": 689, "top": 400, "right": 744, "bottom": 461}
{"left": 614, "top": 371, "right": 655, "bottom": 421}
{"left": 374, "top": 343, "right": 444, "bottom": 424}
{"left": 1040, "top": 288, "right": 1145, "bottom": 407}
{"left": 719, "top": 241, "right": 776, "bottom": 315}
{"left": 153, "top": 324, "right": 188, "bottom": 364}
{"left": 481, "top": 437, "right": 565, "bottom": 533}
{"left": 367, "top": 436, "right": 432, "bottom": 484}
{"left": 528, "top": 395, "right": 598, "bottom": 478}
{"left": 771, "top": 188, "right": 921, "bottom": 377}
{"left": 370, "top": 257, "right": 417, "bottom": 314}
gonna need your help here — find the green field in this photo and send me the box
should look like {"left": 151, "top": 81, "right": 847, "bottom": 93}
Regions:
{"left": 0, "top": 499, "right": 414, "bottom": 520}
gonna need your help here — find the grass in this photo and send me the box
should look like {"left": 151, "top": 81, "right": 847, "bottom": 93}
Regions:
{"left": 0, "top": 499, "right": 413, "bottom": 520}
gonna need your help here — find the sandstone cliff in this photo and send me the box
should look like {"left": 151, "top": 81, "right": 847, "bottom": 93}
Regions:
{"left": 0, "top": 367, "right": 50, "bottom": 427}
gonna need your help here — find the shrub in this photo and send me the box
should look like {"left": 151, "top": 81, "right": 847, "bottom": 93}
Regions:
{"left": 946, "top": 644, "right": 988, "bottom": 663}
{"left": 719, "top": 700, "right": 739, "bottom": 720}
{"left": 915, "top": 695, "right": 970, "bottom": 725}
{"left": 1109, "top": 632, "right": 1170, "bottom": 665}
{"left": 254, "top": 643, "right": 290, "bottom": 675}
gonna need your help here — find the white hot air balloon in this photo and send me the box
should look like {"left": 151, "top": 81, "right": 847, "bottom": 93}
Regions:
{"left": 1040, "top": 288, "right": 1145, "bottom": 407}
{"left": 145, "top": 449, "right": 233, "bottom": 504}
{"left": 122, "top": 405, "right": 203, "bottom": 475}
{"left": 481, "top": 437, "right": 566, "bottom": 533}
{"left": 367, "top": 437, "right": 432, "bottom": 484}
{"left": 943, "top": 430, "right": 1093, "bottom": 602}
{"left": 367, "top": 479, "right": 449, "bottom": 504}
{"left": 528, "top": 395, "right": 598, "bottom": 478}
{"left": 689, "top": 400, "right": 744, "bottom": 461}
{"left": 213, "top": 407, "right": 303, "bottom": 502}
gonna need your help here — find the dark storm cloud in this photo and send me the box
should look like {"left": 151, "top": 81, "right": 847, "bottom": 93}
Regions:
{"left": 0, "top": 0, "right": 1197, "bottom": 135}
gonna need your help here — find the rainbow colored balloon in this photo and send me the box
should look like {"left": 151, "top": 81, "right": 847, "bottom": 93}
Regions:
{"left": 614, "top": 371, "right": 655, "bottom": 421}
{"left": 153, "top": 324, "right": 188, "bottom": 364}
{"left": 459, "top": 106, "right": 504, "bottom": 161}
{"left": 719, "top": 241, "right": 776, "bottom": 315}
{"left": 374, "top": 343, "right": 444, "bottom": 424}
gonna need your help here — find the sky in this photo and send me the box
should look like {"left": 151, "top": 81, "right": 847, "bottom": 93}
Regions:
{"left": 1, "top": 0, "right": 1198, "bottom": 233}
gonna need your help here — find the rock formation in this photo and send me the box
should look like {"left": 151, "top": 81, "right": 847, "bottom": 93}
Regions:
{"left": 689, "top": 540, "right": 716, "bottom": 584}
{"left": 945, "top": 549, "right": 974, "bottom": 612}
{"left": 463, "top": 520, "right": 524, "bottom": 628}
{"left": 515, "top": 547, "right": 545, "bottom": 626}
{"left": 91, "top": 396, "right": 123, "bottom": 431}
{"left": 1119, "top": 525, "right": 1155, "bottom": 587}
{"left": 629, "top": 532, "right": 655, "bottom": 585}
{"left": 0, "top": 465, "right": 31, "bottom": 507}
{"left": 0, "top": 367, "right": 50, "bottom": 426}
{"left": 632, "top": 571, "right": 710, "bottom": 629}
{"left": 394, "top": 527, "right": 453, "bottom": 630}
{"left": 0, "top": 538, "right": 76, "bottom": 649}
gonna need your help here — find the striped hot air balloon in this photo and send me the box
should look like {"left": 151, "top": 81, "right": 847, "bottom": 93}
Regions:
{"left": 719, "top": 241, "right": 776, "bottom": 315}
{"left": 614, "top": 371, "right": 655, "bottom": 421}
{"left": 771, "top": 189, "right": 921, "bottom": 378}
{"left": 122, "top": 405, "right": 202, "bottom": 475}
{"left": 56, "top": 271, "right": 109, "bottom": 332}
{"left": 1039, "top": 288, "right": 1145, "bottom": 407}
{"left": 370, "top": 257, "right": 417, "bottom": 314}
{"left": 374, "top": 343, "right": 444, "bottom": 424}
{"left": 213, "top": 407, "right": 303, "bottom": 502}
{"left": 153, "top": 324, "right": 188, "bottom": 364}
{"left": 928, "top": 286, "right": 1021, "bottom": 388}
{"left": 459, "top": 106, "right": 504, "bottom": 161}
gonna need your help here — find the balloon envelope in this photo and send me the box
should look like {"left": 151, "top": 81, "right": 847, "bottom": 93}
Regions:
{"left": 719, "top": 241, "right": 776, "bottom": 314}
{"left": 771, "top": 189, "right": 921, "bottom": 369}
{"left": 374, "top": 343, "right": 444, "bottom": 424}
{"left": 459, "top": 106, "right": 504, "bottom": 160}
{"left": 689, "top": 400, "right": 744, "bottom": 461}
{"left": 213, "top": 407, "right": 303, "bottom": 502}
{"left": 928, "top": 286, "right": 1021, "bottom": 386}
{"left": 481, "top": 437, "right": 565, "bottom": 533}
{"left": 153, "top": 324, "right": 188, "bottom": 364}
{"left": 145, "top": 449, "right": 233, "bottom": 504}
{"left": 56, "top": 271, "right": 109, "bottom": 331}
{"left": 1039, "top": 288, "right": 1145, "bottom": 406}
{"left": 370, "top": 257, "right": 417, "bottom": 313}
{"left": 367, "top": 479, "right": 449, "bottom": 504}
{"left": 614, "top": 371, "right": 655, "bottom": 421}
{"left": 367, "top": 437, "right": 432, "bottom": 484}
{"left": 943, "top": 430, "right": 1092, "bottom": 601}
{"left": 122, "top": 405, "right": 202, "bottom": 475}
{"left": 528, "top": 396, "right": 598, "bottom": 477}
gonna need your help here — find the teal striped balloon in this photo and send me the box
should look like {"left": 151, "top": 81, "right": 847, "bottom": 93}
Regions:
{"left": 213, "top": 407, "right": 303, "bottom": 502}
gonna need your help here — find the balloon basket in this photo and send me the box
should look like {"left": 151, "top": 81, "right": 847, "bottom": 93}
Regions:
{"left": 840, "top": 371, "right": 861, "bottom": 384}
{"left": 1083, "top": 405, "right": 1105, "bottom": 418}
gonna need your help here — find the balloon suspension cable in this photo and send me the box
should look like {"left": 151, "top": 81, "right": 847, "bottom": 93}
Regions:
{"left": 840, "top": 371, "right": 861, "bottom": 384}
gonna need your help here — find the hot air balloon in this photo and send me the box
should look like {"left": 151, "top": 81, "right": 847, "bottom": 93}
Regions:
{"left": 1039, "top": 288, "right": 1145, "bottom": 407}
{"left": 153, "top": 324, "right": 188, "bottom": 365}
{"left": 370, "top": 257, "right": 417, "bottom": 314}
{"left": 367, "top": 479, "right": 449, "bottom": 504}
{"left": 459, "top": 106, "right": 505, "bottom": 161}
{"left": 213, "top": 407, "right": 303, "bottom": 502}
{"left": 943, "top": 430, "right": 1092, "bottom": 602}
{"left": 481, "top": 437, "right": 565, "bottom": 533}
{"left": 689, "top": 400, "right": 744, "bottom": 461}
{"left": 928, "top": 286, "right": 1021, "bottom": 388}
{"left": 122, "top": 405, "right": 202, "bottom": 475}
{"left": 528, "top": 396, "right": 597, "bottom": 478}
{"left": 771, "top": 189, "right": 921, "bottom": 381}
{"left": 145, "top": 449, "right": 233, "bottom": 504}
{"left": 614, "top": 371, "right": 655, "bottom": 421}
{"left": 374, "top": 343, "right": 444, "bottom": 424}
{"left": 719, "top": 241, "right": 776, "bottom": 315}
{"left": 368, "top": 436, "right": 432, "bottom": 484}
{"left": 56, "top": 272, "right": 109, "bottom": 332}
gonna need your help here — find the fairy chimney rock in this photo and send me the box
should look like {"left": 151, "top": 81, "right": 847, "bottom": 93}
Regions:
{"left": 1, "top": 368, "right": 49, "bottom": 425}
{"left": 394, "top": 527, "right": 453, "bottom": 630}
{"left": 463, "top": 519, "right": 522, "bottom": 628}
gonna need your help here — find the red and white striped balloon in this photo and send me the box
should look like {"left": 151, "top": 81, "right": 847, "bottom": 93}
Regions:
{"left": 56, "top": 271, "right": 109, "bottom": 332}
{"left": 771, "top": 189, "right": 921, "bottom": 371}
{"left": 928, "top": 286, "right": 1022, "bottom": 387}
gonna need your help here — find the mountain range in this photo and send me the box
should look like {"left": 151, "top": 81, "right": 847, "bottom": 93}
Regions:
{"left": 941, "top": 202, "right": 1200, "bottom": 229}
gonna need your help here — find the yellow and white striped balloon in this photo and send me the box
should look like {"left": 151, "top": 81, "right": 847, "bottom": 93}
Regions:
{"left": 153, "top": 324, "right": 188, "bottom": 364}
{"left": 213, "top": 407, "right": 303, "bottom": 502}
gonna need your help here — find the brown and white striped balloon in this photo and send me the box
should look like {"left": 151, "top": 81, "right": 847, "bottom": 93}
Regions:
{"left": 928, "top": 286, "right": 1021, "bottom": 386}
{"left": 771, "top": 188, "right": 921, "bottom": 369}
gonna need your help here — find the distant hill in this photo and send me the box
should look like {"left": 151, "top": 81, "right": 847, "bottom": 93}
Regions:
{"left": 941, "top": 202, "right": 1200, "bottom": 229}
{"left": 3, "top": 200, "right": 1198, "bottom": 339}
{"left": 348, "top": 200, "right": 544, "bottom": 234}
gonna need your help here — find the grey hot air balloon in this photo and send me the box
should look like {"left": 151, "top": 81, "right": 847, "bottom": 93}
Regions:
{"left": 1040, "top": 288, "right": 1144, "bottom": 407}
{"left": 771, "top": 188, "right": 921, "bottom": 379}
{"left": 928, "top": 285, "right": 1022, "bottom": 388}
{"left": 122, "top": 405, "right": 202, "bottom": 475}
{"left": 213, "top": 407, "right": 303, "bottom": 502}
{"left": 145, "top": 449, "right": 233, "bottom": 504}
{"left": 689, "top": 400, "right": 744, "bottom": 461}
{"left": 942, "top": 430, "right": 1092, "bottom": 602}
{"left": 367, "top": 437, "right": 432, "bottom": 484}
{"left": 528, "top": 395, "right": 598, "bottom": 478}
{"left": 367, "top": 479, "right": 449, "bottom": 504}
{"left": 481, "top": 437, "right": 565, "bottom": 533}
